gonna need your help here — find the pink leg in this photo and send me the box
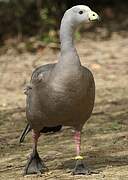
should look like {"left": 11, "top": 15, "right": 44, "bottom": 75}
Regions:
{"left": 74, "top": 131, "right": 81, "bottom": 156}
{"left": 73, "top": 131, "right": 89, "bottom": 175}
{"left": 32, "top": 129, "right": 40, "bottom": 150}
{"left": 24, "top": 130, "right": 46, "bottom": 175}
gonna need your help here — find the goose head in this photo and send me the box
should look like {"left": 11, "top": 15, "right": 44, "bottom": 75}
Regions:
{"left": 63, "top": 5, "right": 100, "bottom": 27}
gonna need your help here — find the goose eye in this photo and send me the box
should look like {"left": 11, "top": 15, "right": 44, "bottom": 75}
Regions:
{"left": 79, "top": 11, "right": 83, "bottom": 15}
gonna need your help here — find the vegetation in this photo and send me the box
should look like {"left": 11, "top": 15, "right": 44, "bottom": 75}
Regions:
{"left": 0, "top": 0, "right": 127, "bottom": 44}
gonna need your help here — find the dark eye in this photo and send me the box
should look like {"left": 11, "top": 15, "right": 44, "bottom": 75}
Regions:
{"left": 79, "top": 11, "right": 83, "bottom": 15}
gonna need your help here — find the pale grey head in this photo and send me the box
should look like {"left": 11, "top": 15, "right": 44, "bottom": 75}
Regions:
{"left": 62, "top": 5, "right": 99, "bottom": 27}
{"left": 60, "top": 5, "right": 99, "bottom": 54}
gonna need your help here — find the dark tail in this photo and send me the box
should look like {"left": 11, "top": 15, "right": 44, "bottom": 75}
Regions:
{"left": 19, "top": 124, "right": 31, "bottom": 143}
{"left": 19, "top": 124, "right": 62, "bottom": 143}
{"left": 40, "top": 125, "right": 62, "bottom": 133}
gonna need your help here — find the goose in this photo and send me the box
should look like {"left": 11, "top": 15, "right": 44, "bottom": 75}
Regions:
{"left": 21, "top": 5, "right": 99, "bottom": 175}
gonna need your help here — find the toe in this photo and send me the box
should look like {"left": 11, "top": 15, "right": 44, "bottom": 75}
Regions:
{"left": 72, "top": 159, "right": 90, "bottom": 175}
{"left": 24, "top": 155, "right": 46, "bottom": 175}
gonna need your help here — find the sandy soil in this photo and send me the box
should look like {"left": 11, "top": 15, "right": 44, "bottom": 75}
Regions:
{"left": 0, "top": 32, "right": 128, "bottom": 180}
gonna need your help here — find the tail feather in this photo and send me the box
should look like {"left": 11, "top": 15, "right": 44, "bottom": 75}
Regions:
{"left": 19, "top": 124, "right": 62, "bottom": 143}
{"left": 19, "top": 124, "right": 31, "bottom": 143}
{"left": 40, "top": 125, "right": 62, "bottom": 133}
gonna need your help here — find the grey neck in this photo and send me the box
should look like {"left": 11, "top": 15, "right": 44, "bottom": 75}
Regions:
{"left": 59, "top": 15, "right": 81, "bottom": 66}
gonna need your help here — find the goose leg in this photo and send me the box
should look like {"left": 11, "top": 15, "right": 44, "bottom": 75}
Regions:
{"left": 24, "top": 130, "right": 46, "bottom": 175}
{"left": 72, "top": 131, "right": 89, "bottom": 175}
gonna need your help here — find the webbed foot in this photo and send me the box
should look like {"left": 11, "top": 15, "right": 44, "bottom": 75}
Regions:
{"left": 72, "top": 156, "right": 90, "bottom": 175}
{"left": 24, "top": 150, "right": 47, "bottom": 175}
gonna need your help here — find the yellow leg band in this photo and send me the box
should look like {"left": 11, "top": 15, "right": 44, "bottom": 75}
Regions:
{"left": 75, "top": 155, "right": 84, "bottom": 160}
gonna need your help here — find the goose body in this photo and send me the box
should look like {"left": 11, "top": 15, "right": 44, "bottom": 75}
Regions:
{"left": 27, "top": 62, "right": 95, "bottom": 131}
{"left": 21, "top": 5, "right": 99, "bottom": 175}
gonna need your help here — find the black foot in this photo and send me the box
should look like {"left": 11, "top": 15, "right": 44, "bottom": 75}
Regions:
{"left": 72, "top": 159, "right": 90, "bottom": 175}
{"left": 24, "top": 150, "right": 47, "bottom": 175}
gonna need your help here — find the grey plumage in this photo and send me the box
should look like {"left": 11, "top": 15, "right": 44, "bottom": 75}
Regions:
{"left": 21, "top": 5, "right": 99, "bottom": 175}
{"left": 25, "top": 13, "right": 95, "bottom": 132}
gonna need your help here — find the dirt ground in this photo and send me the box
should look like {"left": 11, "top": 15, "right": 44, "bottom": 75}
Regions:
{"left": 0, "top": 31, "right": 128, "bottom": 180}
